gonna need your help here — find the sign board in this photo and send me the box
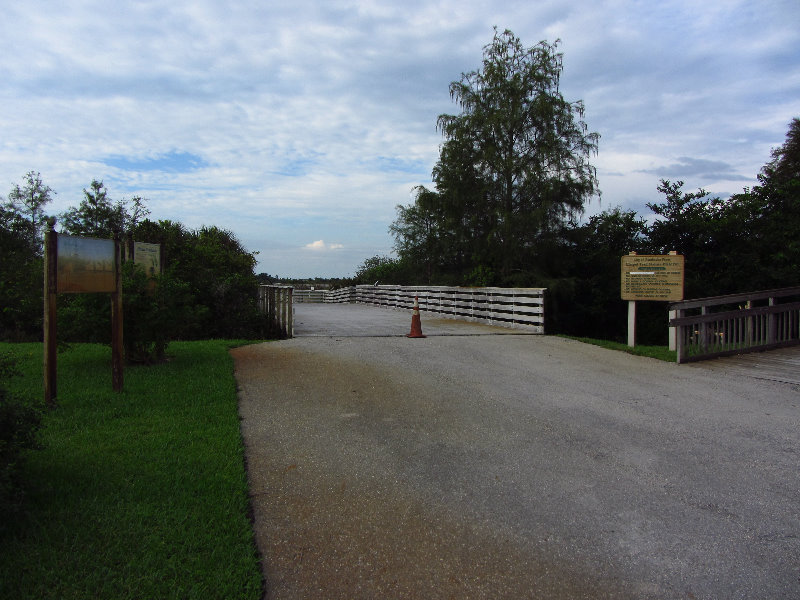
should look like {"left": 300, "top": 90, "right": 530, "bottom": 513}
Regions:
{"left": 132, "top": 242, "right": 162, "bottom": 277}
{"left": 621, "top": 254, "right": 684, "bottom": 301}
{"left": 45, "top": 229, "right": 123, "bottom": 405}
{"left": 57, "top": 235, "right": 116, "bottom": 293}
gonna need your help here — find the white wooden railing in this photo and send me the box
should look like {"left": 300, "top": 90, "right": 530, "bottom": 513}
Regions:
{"left": 259, "top": 285, "right": 294, "bottom": 338}
{"left": 324, "top": 285, "right": 545, "bottom": 333}
{"left": 293, "top": 289, "right": 326, "bottom": 303}
{"left": 324, "top": 287, "right": 357, "bottom": 303}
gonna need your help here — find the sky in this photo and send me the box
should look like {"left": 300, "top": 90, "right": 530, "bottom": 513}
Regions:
{"left": 1, "top": 0, "right": 798, "bottom": 278}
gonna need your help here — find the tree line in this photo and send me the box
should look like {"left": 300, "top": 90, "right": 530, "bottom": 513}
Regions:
{"left": 1, "top": 176, "right": 272, "bottom": 357}
{"left": 354, "top": 29, "right": 799, "bottom": 345}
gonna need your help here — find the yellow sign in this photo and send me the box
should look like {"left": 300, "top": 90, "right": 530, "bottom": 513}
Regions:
{"left": 57, "top": 235, "right": 116, "bottom": 293}
{"left": 621, "top": 254, "right": 684, "bottom": 301}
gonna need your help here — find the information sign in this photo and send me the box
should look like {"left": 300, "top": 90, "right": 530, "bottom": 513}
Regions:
{"left": 57, "top": 235, "right": 116, "bottom": 293}
{"left": 133, "top": 242, "right": 162, "bottom": 276}
{"left": 621, "top": 254, "right": 684, "bottom": 301}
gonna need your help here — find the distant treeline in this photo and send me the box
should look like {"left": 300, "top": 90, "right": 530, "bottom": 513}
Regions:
{"left": 256, "top": 274, "right": 352, "bottom": 290}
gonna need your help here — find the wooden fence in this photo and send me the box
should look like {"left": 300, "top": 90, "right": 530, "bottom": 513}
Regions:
{"left": 259, "top": 285, "right": 293, "bottom": 338}
{"left": 293, "top": 289, "right": 326, "bottom": 303}
{"left": 669, "top": 286, "right": 800, "bottom": 363}
{"left": 324, "top": 287, "right": 356, "bottom": 303}
{"left": 324, "top": 285, "right": 545, "bottom": 333}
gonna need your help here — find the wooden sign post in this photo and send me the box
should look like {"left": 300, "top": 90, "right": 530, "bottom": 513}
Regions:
{"left": 621, "top": 252, "right": 685, "bottom": 347}
{"left": 111, "top": 235, "right": 123, "bottom": 392}
{"left": 43, "top": 222, "right": 124, "bottom": 406}
{"left": 43, "top": 223, "right": 58, "bottom": 407}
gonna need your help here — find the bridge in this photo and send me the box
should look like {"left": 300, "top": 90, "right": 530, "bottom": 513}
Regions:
{"left": 292, "top": 300, "right": 800, "bottom": 383}
{"left": 262, "top": 283, "right": 800, "bottom": 381}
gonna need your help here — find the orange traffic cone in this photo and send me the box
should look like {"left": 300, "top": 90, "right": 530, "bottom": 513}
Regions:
{"left": 407, "top": 296, "right": 426, "bottom": 338}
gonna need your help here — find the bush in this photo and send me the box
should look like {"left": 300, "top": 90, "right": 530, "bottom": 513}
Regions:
{"left": 0, "top": 352, "right": 42, "bottom": 525}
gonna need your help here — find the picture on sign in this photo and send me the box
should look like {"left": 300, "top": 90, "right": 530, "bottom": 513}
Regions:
{"left": 133, "top": 242, "right": 162, "bottom": 277}
{"left": 621, "top": 254, "right": 684, "bottom": 301}
{"left": 57, "top": 235, "right": 116, "bottom": 293}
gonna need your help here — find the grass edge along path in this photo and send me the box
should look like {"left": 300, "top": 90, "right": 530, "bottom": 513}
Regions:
{"left": 0, "top": 340, "right": 263, "bottom": 600}
{"left": 558, "top": 335, "right": 677, "bottom": 362}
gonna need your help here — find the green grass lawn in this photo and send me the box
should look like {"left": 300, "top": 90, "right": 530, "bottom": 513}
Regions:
{"left": 0, "top": 341, "right": 263, "bottom": 600}
{"left": 559, "top": 335, "right": 677, "bottom": 362}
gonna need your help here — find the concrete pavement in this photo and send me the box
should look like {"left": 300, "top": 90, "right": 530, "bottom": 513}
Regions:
{"left": 292, "top": 302, "right": 533, "bottom": 337}
{"left": 233, "top": 304, "right": 800, "bottom": 599}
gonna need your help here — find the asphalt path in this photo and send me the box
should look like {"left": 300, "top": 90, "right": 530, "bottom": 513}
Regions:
{"left": 291, "top": 302, "right": 536, "bottom": 337}
{"left": 233, "top": 304, "right": 800, "bottom": 599}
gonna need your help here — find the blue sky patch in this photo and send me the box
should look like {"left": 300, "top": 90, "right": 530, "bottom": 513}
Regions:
{"left": 103, "top": 151, "right": 208, "bottom": 173}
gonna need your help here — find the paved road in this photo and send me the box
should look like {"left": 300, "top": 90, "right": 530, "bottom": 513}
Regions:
{"left": 234, "top": 304, "right": 800, "bottom": 599}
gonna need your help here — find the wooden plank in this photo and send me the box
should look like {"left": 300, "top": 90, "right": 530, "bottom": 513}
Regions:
{"left": 689, "top": 346, "right": 800, "bottom": 384}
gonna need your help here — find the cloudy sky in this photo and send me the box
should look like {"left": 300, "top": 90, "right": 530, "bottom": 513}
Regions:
{"left": 2, "top": 1, "right": 798, "bottom": 277}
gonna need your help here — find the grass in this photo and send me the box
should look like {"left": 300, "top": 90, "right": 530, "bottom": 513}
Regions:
{"left": 0, "top": 341, "right": 263, "bottom": 600}
{"left": 559, "top": 335, "right": 677, "bottom": 362}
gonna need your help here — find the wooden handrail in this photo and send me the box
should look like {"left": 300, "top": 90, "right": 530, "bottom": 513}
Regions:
{"left": 670, "top": 286, "right": 800, "bottom": 311}
{"left": 670, "top": 301, "right": 800, "bottom": 326}
{"left": 671, "top": 287, "right": 800, "bottom": 363}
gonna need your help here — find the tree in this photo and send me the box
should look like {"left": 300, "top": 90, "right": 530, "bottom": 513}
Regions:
{"left": 647, "top": 121, "right": 800, "bottom": 298}
{"left": 724, "top": 117, "right": 800, "bottom": 290}
{"left": 4, "top": 171, "right": 54, "bottom": 247}
{"left": 353, "top": 255, "right": 408, "bottom": 285}
{"left": 0, "top": 207, "right": 43, "bottom": 340}
{"left": 398, "top": 28, "right": 600, "bottom": 282}
{"left": 389, "top": 187, "right": 449, "bottom": 283}
{"left": 60, "top": 179, "right": 117, "bottom": 236}
{"left": 0, "top": 173, "right": 55, "bottom": 340}
{"left": 761, "top": 117, "right": 800, "bottom": 188}
{"left": 552, "top": 208, "right": 650, "bottom": 340}
{"left": 644, "top": 180, "right": 737, "bottom": 297}
{"left": 59, "top": 180, "right": 149, "bottom": 237}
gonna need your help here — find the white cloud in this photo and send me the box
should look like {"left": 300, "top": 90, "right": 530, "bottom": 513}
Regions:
{"left": 304, "top": 240, "right": 344, "bottom": 251}
{"left": 1, "top": 0, "right": 798, "bottom": 277}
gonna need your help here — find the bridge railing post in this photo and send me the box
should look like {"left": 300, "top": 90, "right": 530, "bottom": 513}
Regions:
{"left": 767, "top": 296, "right": 777, "bottom": 345}
{"left": 287, "top": 287, "right": 294, "bottom": 338}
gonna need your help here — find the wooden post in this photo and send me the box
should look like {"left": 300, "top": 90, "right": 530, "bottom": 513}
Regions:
{"left": 668, "top": 309, "right": 677, "bottom": 351}
{"left": 627, "top": 300, "right": 637, "bottom": 347}
{"left": 286, "top": 287, "right": 294, "bottom": 338}
{"left": 676, "top": 314, "right": 686, "bottom": 363}
{"left": 43, "top": 223, "right": 58, "bottom": 407}
{"left": 767, "top": 296, "right": 777, "bottom": 345}
{"left": 111, "top": 236, "right": 124, "bottom": 392}
{"left": 700, "top": 305, "right": 709, "bottom": 353}
{"left": 268, "top": 286, "right": 276, "bottom": 335}
{"left": 667, "top": 251, "right": 679, "bottom": 350}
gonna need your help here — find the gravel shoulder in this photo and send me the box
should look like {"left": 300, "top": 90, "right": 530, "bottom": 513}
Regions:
{"left": 233, "top": 332, "right": 800, "bottom": 599}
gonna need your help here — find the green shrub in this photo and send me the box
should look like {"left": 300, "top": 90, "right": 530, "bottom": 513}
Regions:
{"left": 0, "top": 352, "right": 42, "bottom": 525}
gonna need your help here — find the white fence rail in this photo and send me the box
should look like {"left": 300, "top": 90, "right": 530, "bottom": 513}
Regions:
{"left": 324, "top": 287, "right": 357, "bottom": 303}
{"left": 293, "top": 289, "right": 326, "bottom": 303}
{"left": 324, "top": 285, "right": 545, "bottom": 333}
{"left": 258, "top": 285, "right": 294, "bottom": 338}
